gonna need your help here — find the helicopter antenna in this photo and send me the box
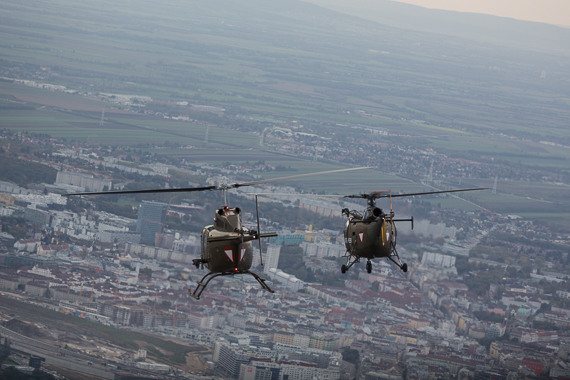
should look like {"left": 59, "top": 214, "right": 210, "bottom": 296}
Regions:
{"left": 222, "top": 188, "right": 229, "bottom": 206}
{"left": 255, "top": 195, "right": 264, "bottom": 266}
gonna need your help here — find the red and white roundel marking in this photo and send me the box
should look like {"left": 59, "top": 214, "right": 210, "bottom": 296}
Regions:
{"left": 224, "top": 247, "right": 233, "bottom": 262}
{"left": 224, "top": 246, "right": 247, "bottom": 263}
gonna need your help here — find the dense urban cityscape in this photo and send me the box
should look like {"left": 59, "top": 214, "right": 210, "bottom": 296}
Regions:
{"left": 1, "top": 0, "right": 569, "bottom": 378}
{"left": 0, "top": 126, "right": 569, "bottom": 380}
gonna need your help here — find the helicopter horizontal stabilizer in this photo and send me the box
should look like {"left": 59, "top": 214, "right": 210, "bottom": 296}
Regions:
{"left": 206, "top": 231, "right": 277, "bottom": 243}
{"left": 258, "top": 232, "right": 278, "bottom": 238}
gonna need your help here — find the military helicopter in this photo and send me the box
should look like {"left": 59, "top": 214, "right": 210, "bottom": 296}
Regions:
{"left": 64, "top": 167, "right": 367, "bottom": 299}
{"left": 340, "top": 188, "right": 487, "bottom": 274}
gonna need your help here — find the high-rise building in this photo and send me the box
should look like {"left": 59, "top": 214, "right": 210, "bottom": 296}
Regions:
{"left": 263, "top": 244, "right": 281, "bottom": 274}
{"left": 137, "top": 201, "right": 167, "bottom": 246}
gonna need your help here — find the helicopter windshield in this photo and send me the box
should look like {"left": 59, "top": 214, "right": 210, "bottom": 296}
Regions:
{"left": 364, "top": 207, "right": 383, "bottom": 220}
{"left": 214, "top": 207, "right": 241, "bottom": 231}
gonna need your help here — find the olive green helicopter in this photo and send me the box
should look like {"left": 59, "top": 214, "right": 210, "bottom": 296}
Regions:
{"left": 340, "top": 188, "right": 487, "bottom": 274}
{"left": 64, "top": 167, "right": 367, "bottom": 299}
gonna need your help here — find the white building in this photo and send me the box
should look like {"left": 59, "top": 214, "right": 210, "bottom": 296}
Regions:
{"left": 56, "top": 171, "right": 112, "bottom": 193}
{"left": 302, "top": 241, "right": 345, "bottom": 258}
{"left": 264, "top": 244, "right": 281, "bottom": 274}
{"left": 421, "top": 252, "right": 456, "bottom": 268}
{"left": 268, "top": 268, "right": 305, "bottom": 292}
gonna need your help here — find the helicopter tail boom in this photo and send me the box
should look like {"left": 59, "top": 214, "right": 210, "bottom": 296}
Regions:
{"left": 257, "top": 232, "right": 278, "bottom": 239}
{"left": 393, "top": 217, "right": 414, "bottom": 230}
{"left": 206, "top": 231, "right": 277, "bottom": 243}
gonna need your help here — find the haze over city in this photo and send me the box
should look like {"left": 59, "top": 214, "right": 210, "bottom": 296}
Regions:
{"left": 0, "top": 0, "right": 569, "bottom": 379}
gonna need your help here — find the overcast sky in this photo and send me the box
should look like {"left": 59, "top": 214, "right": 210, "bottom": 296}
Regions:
{"left": 392, "top": 0, "right": 570, "bottom": 27}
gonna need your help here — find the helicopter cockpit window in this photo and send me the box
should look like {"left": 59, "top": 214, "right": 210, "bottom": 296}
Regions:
{"left": 214, "top": 208, "right": 241, "bottom": 230}
{"left": 201, "top": 230, "right": 208, "bottom": 252}
{"left": 225, "top": 212, "right": 240, "bottom": 230}
{"left": 364, "top": 207, "right": 383, "bottom": 220}
{"left": 201, "top": 226, "right": 213, "bottom": 252}
{"left": 214, "top": 214, "right": 229, "bottom": 230}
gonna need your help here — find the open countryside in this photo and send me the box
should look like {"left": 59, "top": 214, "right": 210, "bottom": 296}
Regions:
{"left": 0, "top": 0, "right": 569, "bottom": 379}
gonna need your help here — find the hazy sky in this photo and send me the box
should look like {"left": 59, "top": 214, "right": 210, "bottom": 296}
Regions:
{"left": 392, "top": 0, "right": 570, "bottom": 27}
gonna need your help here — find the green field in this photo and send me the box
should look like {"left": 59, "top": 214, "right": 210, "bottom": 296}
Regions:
{"left": 1, "top": 0, "right": 568, "bottom": 144}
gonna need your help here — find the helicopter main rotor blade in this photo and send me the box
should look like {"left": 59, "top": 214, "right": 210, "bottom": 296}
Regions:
{"left": 346, "top": 187, "right": 488, "bottom": 200}
{"left": 382, "top": 187, "right": 488, "bottom": 198}
{"left": 63, "top": 185, "right": 217, "bottom": 197}
{"left": 230, "top": 167, "right": 370, "bottom": 188}
{"left": 253, "top": 187, "right": 488, "bottom": 201}
{"left": 63, "top": 167, "right": 369, "bottom": 197}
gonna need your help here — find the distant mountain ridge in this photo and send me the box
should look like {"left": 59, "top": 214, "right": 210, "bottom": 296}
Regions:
{"left": 301, "top": 0, "right": 570, "bottom": 55}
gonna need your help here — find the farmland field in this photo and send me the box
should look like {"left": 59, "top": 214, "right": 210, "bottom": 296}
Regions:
{"left": 1, "top": 0, "right": 569, "bottom": 228}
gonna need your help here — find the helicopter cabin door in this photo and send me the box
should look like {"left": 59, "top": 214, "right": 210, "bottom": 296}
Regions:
{"left": 201, "top": 226, "right": 213, "bottom": 261}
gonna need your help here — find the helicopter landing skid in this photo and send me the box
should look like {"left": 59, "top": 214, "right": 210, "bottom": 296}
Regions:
{"left": 387, "top": 247, "right": 408, "bottom": 273}
{"left": 189, "top": 270, "right": 274, "bottom": 300}
{"left": 341, "top": 255, "right": 360, "bottom": 274}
